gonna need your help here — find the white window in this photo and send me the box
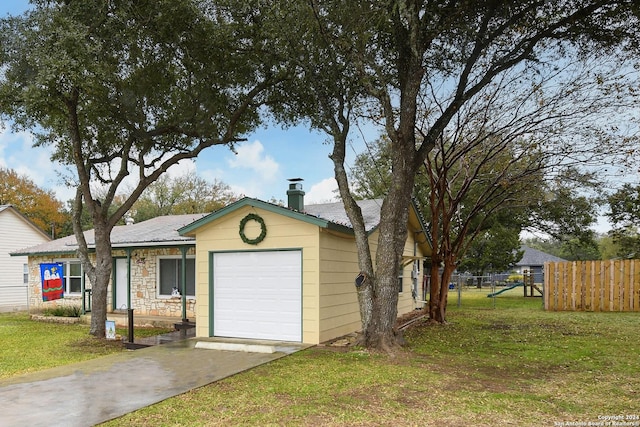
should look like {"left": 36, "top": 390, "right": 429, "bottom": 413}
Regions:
{"left": 398, "top": 267, "right": 403, "bottom": 293}
{"left": 55, "top": 259, "right": 84, "bottom": 295}
{"left": 23, "top": 264, "right": 29, "bottom": 284}
{"left": 157, "top": 257, "right": 195, "bottom": 297}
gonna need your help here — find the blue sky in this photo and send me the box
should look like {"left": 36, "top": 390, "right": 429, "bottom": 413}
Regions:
{"left": 0, "top": 0, "right": 377, "bottom": 205}
{"left": 0, "top": 1, "right": 629, "bottom": 235}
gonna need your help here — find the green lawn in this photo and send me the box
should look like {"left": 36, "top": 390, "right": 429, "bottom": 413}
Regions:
{"left": 104, "top": 288, "right": 640, "bottom": 426}
{"left": 0, "top": 313, "right": 172, "bottom": 379}
{"left": 2, "top": 289, "right": 639, "bottom": 426}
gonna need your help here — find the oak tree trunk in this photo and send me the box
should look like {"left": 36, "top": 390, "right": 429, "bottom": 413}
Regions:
{"left": 88, "top": 222, "right": 113, "bottom": 337}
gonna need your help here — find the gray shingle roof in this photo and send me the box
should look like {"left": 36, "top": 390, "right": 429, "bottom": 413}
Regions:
{"left": 517, "top": 245, "right": 566, "bottom": 266}
{"left": 13, "top": 198, "right": 400, "bottom": 256}
{"left": 11, "top": 213, "right": 207, "bottom": 255}
{"left": 304, "top": 199, "right": 383, "bottom": 232}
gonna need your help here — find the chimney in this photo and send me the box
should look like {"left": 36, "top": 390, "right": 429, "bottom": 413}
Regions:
{"left": 287, "top": 178, "right": 305, "bottom": 211}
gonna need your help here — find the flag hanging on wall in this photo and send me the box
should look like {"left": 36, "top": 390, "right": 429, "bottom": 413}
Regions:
{"left": 40, "top": 263, "right": 64, "bottom": 301}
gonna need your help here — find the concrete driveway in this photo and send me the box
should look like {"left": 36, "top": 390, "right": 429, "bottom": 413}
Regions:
{"left": 0, "top": 338, "right": 309, "bottom": 427}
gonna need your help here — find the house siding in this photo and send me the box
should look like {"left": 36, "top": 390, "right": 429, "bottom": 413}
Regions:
{"left": 192, "top": 206, "right": 321, "bottom": 343}
{"left": 317, "top": 229, "right": 363, "bottom": 343}
{"left": 317, "top": 227, "right": 423, "bottom": 343}
{"left": 0, "top": 208, "right": 50, "bottom": 311}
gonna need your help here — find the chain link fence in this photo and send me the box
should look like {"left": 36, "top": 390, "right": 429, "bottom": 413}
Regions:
{"left": 420, "top": 271, "right": 545, "bottom": 309}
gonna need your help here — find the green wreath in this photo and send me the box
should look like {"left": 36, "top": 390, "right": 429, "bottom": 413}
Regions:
{"left": 239, "top": 213, "right": 267, "bottom": 245}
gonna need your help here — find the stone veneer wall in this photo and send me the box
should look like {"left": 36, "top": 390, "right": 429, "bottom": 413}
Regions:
{"left": 27, "top": 254, "right": 91, "bottom": 311}
{"left": 115, "top": 247, "right": 196, "bottom": 318}
{"left": 28, "top": 246, "right": 196, "bottom": 319}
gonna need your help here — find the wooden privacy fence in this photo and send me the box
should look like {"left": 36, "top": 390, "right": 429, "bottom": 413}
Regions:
{"left": 545, "top": 260, "right": 640, "bottom": 312}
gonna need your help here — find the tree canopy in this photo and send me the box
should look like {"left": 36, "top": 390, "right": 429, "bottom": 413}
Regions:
{"left": 457, "top": 219, "right": 524, "bottom": 280}
{"left": 131, "top": 172, "right": 239, "bottom": 222}
{"left": 274, "top": 0, "right": 639, "bottom": 347}
{"left": 0, "top": 0, "right": 290, "bottom": 337}
{"left": 606, "top": 183, "right": 640, "bottom": 258}
{"left": 0, "top": 167, "right": 68, "bottom": 236}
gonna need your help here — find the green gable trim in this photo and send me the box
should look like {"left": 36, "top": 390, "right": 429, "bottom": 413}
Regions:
{"left": 178, "top": 196, "right": 430, "bottom": 244}
{"left": 178, "top": 197, "right": 352, "bottom": 236}
{"left": 410, "top": 198, "right": 432, "bottom": 250}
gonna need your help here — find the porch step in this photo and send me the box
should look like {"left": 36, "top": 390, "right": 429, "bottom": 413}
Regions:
{"left": 194, "top": 341, "right": 277, "bottom": 353}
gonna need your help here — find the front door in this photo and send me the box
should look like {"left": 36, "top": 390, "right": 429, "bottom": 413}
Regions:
{"left": 114, "top": 258, "right": 128, "bottom": 310}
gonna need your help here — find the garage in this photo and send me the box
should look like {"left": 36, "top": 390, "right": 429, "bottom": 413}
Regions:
{"left": 179, "top": 196, "right": 430, "bottom": 345}
{"left": 211, "top": 250, "right": 302, "bottom": 342}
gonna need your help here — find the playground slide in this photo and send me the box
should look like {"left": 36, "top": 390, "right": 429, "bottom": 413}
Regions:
{"left": 487, "top": 282, "right": 523, "bottom": 298}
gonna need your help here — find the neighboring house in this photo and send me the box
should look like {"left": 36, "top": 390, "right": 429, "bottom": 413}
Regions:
{"left": 513, "top": 245, "right": 566, "bottom": 283}
{"left": 178, "top": 183, "right": 431, "bottom": 344}
{"left": 14, "top": 183, "right": 431, "bottom": 345}
{"left": 0, "top": 205, "right": 51, "bottom": 312}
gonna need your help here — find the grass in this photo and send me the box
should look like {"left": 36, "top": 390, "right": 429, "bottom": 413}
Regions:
{"left": 3, "top": 289, "right": 639, "bottom": 426}
{"left": 0, "top": 313, "right": 173, "bottom": 379}
{"left": 103, "top": 288, "right": 640, "bottom": 426}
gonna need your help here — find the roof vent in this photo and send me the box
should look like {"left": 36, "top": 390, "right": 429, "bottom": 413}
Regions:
{"left": 125, "top": 214, "right": 134, "bottom": 226}
{"left": 287, "top": 178, "right": 305, "bottom": 211}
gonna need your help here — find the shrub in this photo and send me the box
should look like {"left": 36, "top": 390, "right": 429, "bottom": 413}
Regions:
{"left": 42, "top": 305, "right": 82, "bottom": 318}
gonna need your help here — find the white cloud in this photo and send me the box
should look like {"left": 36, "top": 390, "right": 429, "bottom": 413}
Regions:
{"left": 165, "top": 159, "right": 197, "bottom": 179}
{"left": 51, "top": 184, "right": 76, "bottom": 205}
{"left": 199, "top": 167, "right": 226, "bottom": 183}
{"left": 221, "top": 139, "right": 283, "bottom": 199}
{"left": 228, "top": 183, "right": 251, "bottom": 199}
{"left": 305, "top": 178, "right": 339, "bottom": 204}
{"left": 0, "top": 128, "right": 71, "bottom": 199}
{"left": 227, "top": 140, "right": 279, "bottom": 181}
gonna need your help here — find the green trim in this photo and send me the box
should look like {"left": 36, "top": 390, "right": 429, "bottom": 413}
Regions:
{"left": 110, "top": 255, "right": 130, "bottom": 311}
{"left": 298, "top": 249, "right": 303, "bottom": 342}
{"left": 208, "top": 251, "right": 215, "bottom": 337}
{"left": 81, "top": 263, "right": 87, "bottom": 314}
{"left": 210, "top": 248, "right": 302, "bottom": 255}
{"left": 126, "top": 248, "right": 132, "bottom": 309}
{"left": 178, "top": 197, "right": 428, "bottom": 241}
{"left": 12, "top": 250, "right": 79, "bottom": 257}
{"left": 179, "top": 197, "right": 336, "bottom": 236}
{"left": 180, "top": 247, "right": 188, "bottom": 321}
{"left": 111, "top": 257, "right": 122, "bottom": 311}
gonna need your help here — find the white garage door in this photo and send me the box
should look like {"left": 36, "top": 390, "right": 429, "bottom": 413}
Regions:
{"left": 212, "top": 250, "right": 302, "bottom": 342}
